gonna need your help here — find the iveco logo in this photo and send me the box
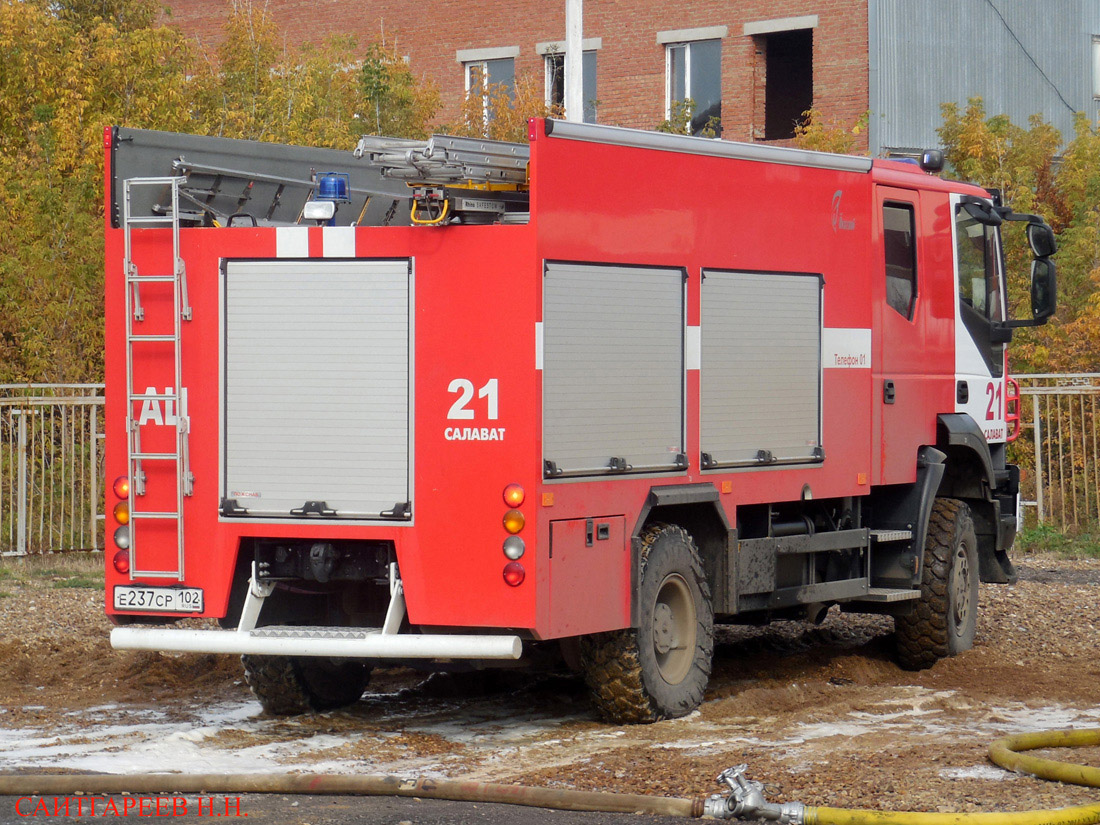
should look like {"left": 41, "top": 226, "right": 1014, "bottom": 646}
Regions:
{"left": 832, "top": 190, "right": 855, "bottom": 232}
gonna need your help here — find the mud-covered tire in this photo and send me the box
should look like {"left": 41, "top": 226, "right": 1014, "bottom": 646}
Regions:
{"left": 579, "top": 523, "right": 713, "bottom": 724}
{"left": 241, "top": 655, "right": 369, "bottom": 715}
{"left": 894, "top": 498, "right": 979, "bottom": 671}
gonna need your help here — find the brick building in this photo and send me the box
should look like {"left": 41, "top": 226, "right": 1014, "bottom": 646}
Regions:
{"left": 163, "top": 0, "right": 1100, "bottom": 156}
{"left": 163, "top": 0, "right": 870, "bottom": 147}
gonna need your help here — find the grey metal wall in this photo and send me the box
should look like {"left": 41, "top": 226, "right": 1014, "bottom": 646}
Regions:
{"left": 869, "top": 0, "right": 1100, "bottom": 155}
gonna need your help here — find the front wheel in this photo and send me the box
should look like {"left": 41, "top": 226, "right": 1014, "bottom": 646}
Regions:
{"left": 242, "top": 655, "right": 370, "bottom": 714}
{"left": 894, "top": 498, "right": 979, "bottom": 670}
{"left": 580, "top": 523, "right": 713, "bottom": 724}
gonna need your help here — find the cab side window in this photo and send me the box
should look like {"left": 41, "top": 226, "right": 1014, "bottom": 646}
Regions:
{"left": 955, "top": 209, "right": 1004, "bottom": 323}
{"left": 883, "top": 203, "right": 917, "bottom": 320}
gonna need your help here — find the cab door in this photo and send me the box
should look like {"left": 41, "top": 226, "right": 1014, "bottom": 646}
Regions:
{"left": 873, "top": 187, "right": 951, "bottom": 485}
{"left": 951, "top": 196, "right": 1008, "bottom": 442}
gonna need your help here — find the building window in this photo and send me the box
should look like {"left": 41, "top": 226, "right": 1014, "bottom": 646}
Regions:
{"left": 1093, "top": 36, "right": 1100, "bottom": 98}
{"left": 545, "top": 50, "right": 598, "bottom": 122}
{"left": 457, "top": 48, "right": 518, "bottom": 129}
{"left": 883, "top": 203, "right": 917, "bottom": 320}
{"left": 665, "top": 39, "right": 722, "bottom": 136}
{"left": 762, "top": 28, "right": 813, "bottom": 140}
{"left": 465, "top": 57, "right": 515, "bottom": 101}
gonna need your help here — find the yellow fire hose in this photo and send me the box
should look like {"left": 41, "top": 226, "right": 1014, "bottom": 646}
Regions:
{"left": 0, "top": 727, "right": 1097, "bottom": 821}
{"left": 802, "top": 728, "right": 1100, "bottom": 825}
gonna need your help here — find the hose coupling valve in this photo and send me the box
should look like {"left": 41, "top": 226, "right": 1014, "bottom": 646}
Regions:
{"left": 703, "top": 765, "right": 806, "bottom": 824}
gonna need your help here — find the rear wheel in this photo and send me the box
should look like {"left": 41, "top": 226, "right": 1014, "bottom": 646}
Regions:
{"left": 242, "top": 655, "right": 369, "bottom": 714}
{"left": 894, "top": 498, "right": 979, "bottom": 670}
{"left": 580, "top": 523, "right": 713, "bottom": 724}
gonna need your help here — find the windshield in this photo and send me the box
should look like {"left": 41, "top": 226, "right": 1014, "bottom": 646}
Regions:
{"left": 955, "top": 209, "right": 1004, "bottom": 323}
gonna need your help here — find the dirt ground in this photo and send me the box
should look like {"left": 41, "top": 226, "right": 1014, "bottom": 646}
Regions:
{"left": 1, "top": 553, "right": 1098, "bottom": 815}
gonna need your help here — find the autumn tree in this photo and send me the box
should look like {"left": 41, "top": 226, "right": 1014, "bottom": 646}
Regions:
{"left": 792, "top": 108, "right": 869, "bottom": 155}
{"left": 447, "top": 74, "right": 558, "bottom": 143}
{"left": 939, "top": 99, "right": 1100, "bottom": 372}
{"left": 0, "top": 0, "right": 440, "bottom": 382}
{"left": 0, "top": 0, "right": 194, "bottom": 382}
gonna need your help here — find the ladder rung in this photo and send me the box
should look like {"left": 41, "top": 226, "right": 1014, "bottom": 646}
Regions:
{"left": 128, "top": 275, "right": 177, "bottom": 283}
{"left": 131, "top": 452, "right": 179, "bottom": 460}
{"left": 130, "top": 393, "right": 177, "bottom": 402}
{"left": 127, "top": 216, "right": 175, "bottom": 224}
{"left": 130, "top": 511, "right": 181, "bottom": 519}
{"left": 129, "top": 334, "right": 177, "bottom": 342}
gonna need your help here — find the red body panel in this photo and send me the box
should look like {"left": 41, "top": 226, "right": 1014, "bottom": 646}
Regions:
{"left": 103, "top": 123, "right": 994, "bottom": 640}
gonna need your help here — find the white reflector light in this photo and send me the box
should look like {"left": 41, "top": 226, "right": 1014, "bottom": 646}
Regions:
{"left": 303, "top": 200, "right": 336, "bottom": 221}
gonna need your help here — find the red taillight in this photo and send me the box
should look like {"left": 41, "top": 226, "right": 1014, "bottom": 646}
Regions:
{"left": 503, "top": 483, "right": 525, "bottom": 507}
{"left": 113, "top": 476, "right": 130, "bottom": 498}
{"left": 503, "top": 561, "right": 525, "bottom": 587}
{"left": 113, "top": 548, "right": 130, "bottom": 575}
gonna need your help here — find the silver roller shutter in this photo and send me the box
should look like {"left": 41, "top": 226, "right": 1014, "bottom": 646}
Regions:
{"left": 543, "top": 262, "right": 685, "bottom": 475}
{"left": 701, "top": 270, "right": 822, "bottom": 467}
{"left": 223, "top": 259, "right": 411, "bottom": 519}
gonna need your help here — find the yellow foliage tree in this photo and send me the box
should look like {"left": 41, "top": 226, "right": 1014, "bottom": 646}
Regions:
{"left": 0, "top": 0, "right": 441, "bottom": 382}
{"left": 938, "top": 99, "right": 1100, "bottom": 373}
{"left": 447, "top": 74, "right": 559, "bottom": 143}
{"left": 792, "top": 109, "right": 869, "bottom": 155}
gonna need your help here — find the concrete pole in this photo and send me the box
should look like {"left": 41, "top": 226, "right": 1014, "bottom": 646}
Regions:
{"left": 565, "top": 0, "right": 583, "bottom": 122}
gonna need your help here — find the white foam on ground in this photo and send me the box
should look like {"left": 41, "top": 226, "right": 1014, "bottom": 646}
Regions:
{"left": 3, "top": 691, "right": 1100, "bottom": 779}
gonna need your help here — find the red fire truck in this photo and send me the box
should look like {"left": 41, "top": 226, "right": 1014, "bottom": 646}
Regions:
{"left": 104, "top": 119, "right": 1056, "bottom": 723}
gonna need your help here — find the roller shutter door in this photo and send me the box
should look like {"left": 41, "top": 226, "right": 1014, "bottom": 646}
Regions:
{"left": 701, "top": 270, "right": 822, "bottom": 467}
{"left": 223, "top": 259, "right": 411, "bottom": 519}
{"left": 543, "top": 262, "right": 685, "bottom": 476}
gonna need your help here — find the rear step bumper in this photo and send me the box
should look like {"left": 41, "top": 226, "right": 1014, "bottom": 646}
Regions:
{"left": 110, "top": 626, "right": 523, "bottom": 660}
{"left": 110, "top": 563, "right": 523, "bottom": 661}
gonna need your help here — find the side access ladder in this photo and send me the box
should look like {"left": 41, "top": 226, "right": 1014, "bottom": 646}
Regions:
{"left": 122, "top": 177, "right": 193, "bottom": 581}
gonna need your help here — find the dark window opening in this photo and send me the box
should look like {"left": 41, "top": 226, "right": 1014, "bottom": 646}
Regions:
{"left": 764, "top": 28, "right": 813, "bottom": 140}
{"left": 883, "top": 203, "right": 917, "bottom": 320}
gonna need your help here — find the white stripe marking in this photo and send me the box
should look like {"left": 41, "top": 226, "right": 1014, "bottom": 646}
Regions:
{"left": 275, "top": 227, "right": 309, "bottom": 258}
{"left": 822, "top": 327, "right": 871, "bottom": 369}
{"left": 685, "top": 325, "right": 701, "bottom": 370}
{"left": 323, "top": 226, "right": 356, "bottom": 258}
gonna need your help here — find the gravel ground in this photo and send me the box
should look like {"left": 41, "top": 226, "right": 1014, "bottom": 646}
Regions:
{"left": 0, "top": 553, "right": 1098, "bottom": 816}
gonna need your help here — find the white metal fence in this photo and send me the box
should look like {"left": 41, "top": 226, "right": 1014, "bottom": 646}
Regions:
{"left": 1, "top": 385, "right": 105, "bottom": 555}
{"left": 1015, "top": 374, "right": 1100, "bottom": 532}
{"left": 1, "top": 377, "right": 1096, "bottom": 554}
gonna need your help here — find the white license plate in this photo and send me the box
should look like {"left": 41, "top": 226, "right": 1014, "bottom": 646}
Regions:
{"left": 113, "top": 585, "right": 204, "bottom": 613}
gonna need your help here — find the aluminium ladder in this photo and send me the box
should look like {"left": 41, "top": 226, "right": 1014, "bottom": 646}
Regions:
{"left": 122, "top": 177, "right": 193, "bottom": 580}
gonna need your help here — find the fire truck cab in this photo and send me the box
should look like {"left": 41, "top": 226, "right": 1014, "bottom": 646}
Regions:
{"left": 104, "top": 119, "right": 1056, "bottom": 722}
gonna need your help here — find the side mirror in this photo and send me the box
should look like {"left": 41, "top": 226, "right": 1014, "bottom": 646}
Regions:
{"left": 962, "top": 198, "right": 1002, "bottom": 226}
{"left": 1027, "top": 222, "right": 1058, "bottom": 258}
{"left": 1030, "top": 257, "right": 1057, "bottom": 322}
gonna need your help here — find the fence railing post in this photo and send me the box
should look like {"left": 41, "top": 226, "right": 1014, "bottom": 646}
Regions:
{"left": 15, "top": 409, "right": 27, "bottom": 556}
{"left": 1033, "top": 393, "right": 1044, "bottom": 524}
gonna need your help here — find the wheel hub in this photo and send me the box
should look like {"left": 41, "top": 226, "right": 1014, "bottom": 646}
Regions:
{"left": 951, "top": 542, "right": 973, "bottom": 634}
{"left": 650, "top": 573, "right": 697, "bottom": 684}
{"left": 653, "top": 603, "right": 676, "bottom": 654}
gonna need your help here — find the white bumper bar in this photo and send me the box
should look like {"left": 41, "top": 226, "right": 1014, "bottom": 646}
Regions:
{"left": 110, "top": 627, "right": 524, "bottom": 660}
